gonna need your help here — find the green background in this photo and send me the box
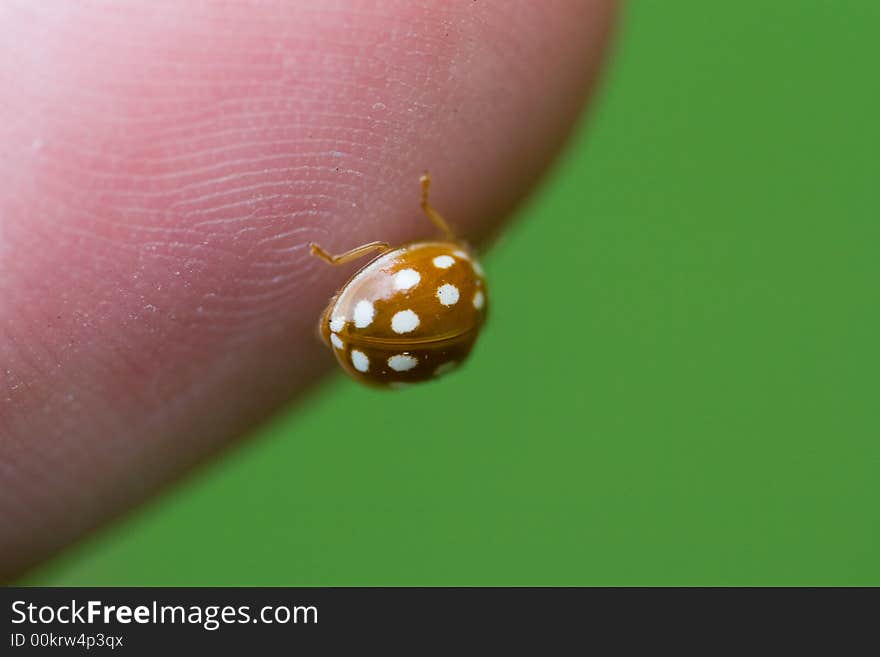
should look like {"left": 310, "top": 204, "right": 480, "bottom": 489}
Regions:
{"left": 27, "top": 1, "right": 879, "bottom": 585}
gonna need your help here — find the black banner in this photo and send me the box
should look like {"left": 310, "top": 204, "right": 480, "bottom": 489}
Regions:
{"left": 2, "top": 587, "right": 874, "bottom": 653}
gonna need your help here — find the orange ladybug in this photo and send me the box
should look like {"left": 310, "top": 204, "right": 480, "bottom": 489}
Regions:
{"left": 309, "top": 174, "right": 487, "bottom": 388}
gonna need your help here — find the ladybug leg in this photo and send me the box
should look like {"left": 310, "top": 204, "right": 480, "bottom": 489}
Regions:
{"left": 308, "top": 240, "right": 391, "bottom": 265}
{"left": 420, "top": 172, "right": 456, "bottom": 240}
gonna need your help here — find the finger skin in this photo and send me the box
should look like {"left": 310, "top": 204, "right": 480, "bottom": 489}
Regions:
{"left": 0, "top": 0, "right": 616, "bottom": 578}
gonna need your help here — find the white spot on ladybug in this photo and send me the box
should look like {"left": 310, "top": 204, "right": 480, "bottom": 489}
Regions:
{"left": 471, "top": 259, "right": 485, "bottom": 276}
{"left": 388, "top": 354, "right": 418, "bottom": 371}
{"left": 473, "top": 290, "right": 485, "bottom": 310}
{"left": 329, "top": 316, "right": 345, "bottom": 332}
{"left": 353, "top": 300, "right": 375, "bottom": 328}
{"left": 436, "top": 283, "right": 460, "bottom": 306}
{"left": 434, "top": 361, "right": 458, "bottom": 377}
{"left": 433, "top": 255, "right": 455, "bottom": 269}
{"left": 330, "top": 333, "right": 344, "bottom": 349}
{"left": 393, "top": 268, "right": 421, "bottom": 291}
{"left": 351, "top": 350, "right": 369, "bottom": 372}
{"left": 391, "top": 309, "right": 420, "bottom": 334}
{"left": 453, "top": 249, "right": 470, "bottom": 261}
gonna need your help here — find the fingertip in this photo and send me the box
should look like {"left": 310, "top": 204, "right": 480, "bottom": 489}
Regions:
{"left": 0, "top": 0, "right": 617, "bottom": 578}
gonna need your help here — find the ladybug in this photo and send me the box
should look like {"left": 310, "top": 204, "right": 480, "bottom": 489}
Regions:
{"left": 309, "top": 173, "right": 487, "bottom": 388}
